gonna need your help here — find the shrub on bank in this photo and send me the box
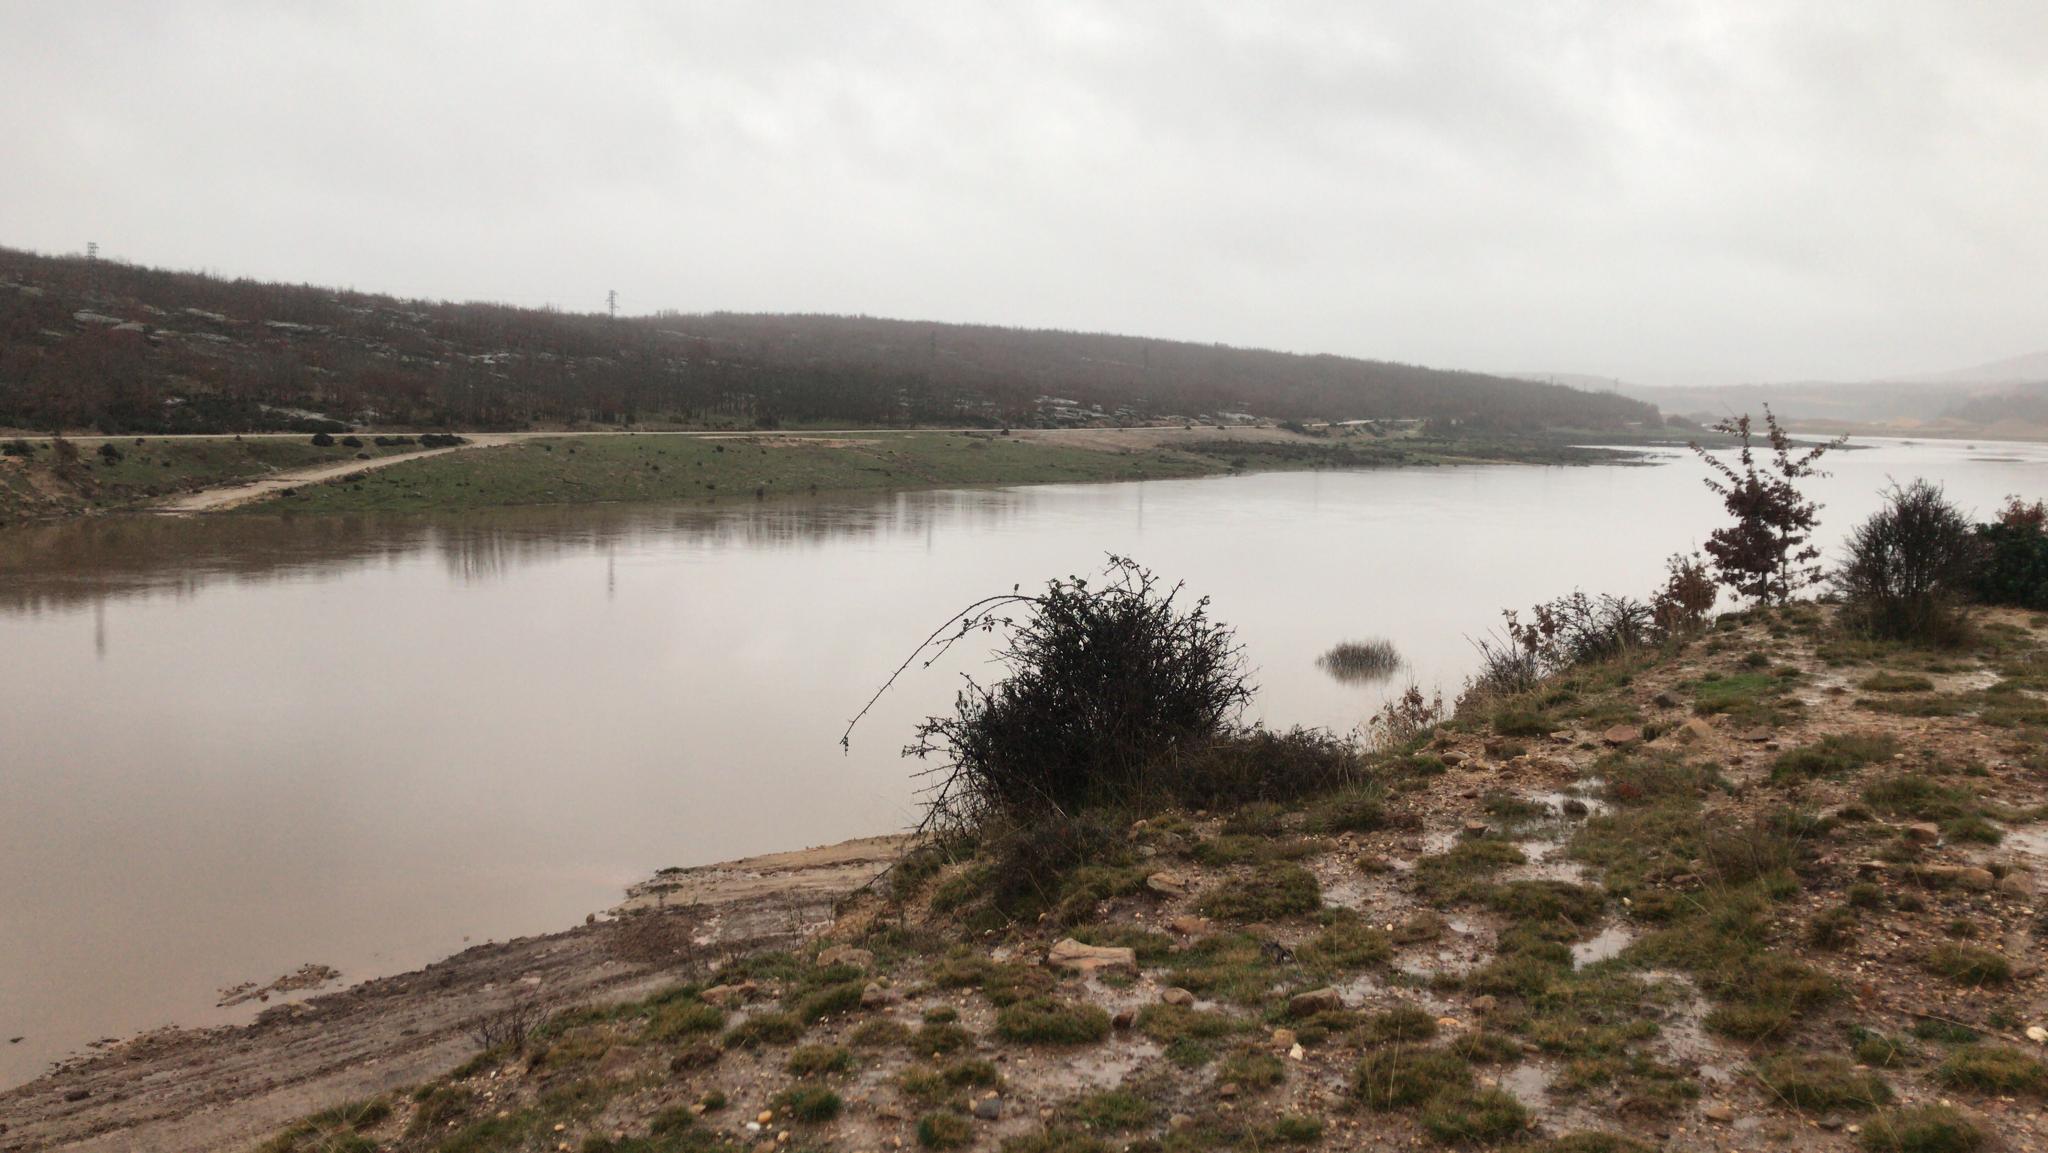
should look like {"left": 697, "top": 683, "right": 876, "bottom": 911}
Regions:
{"left": 1971, "top": 496, "right": 2048, "bottom": 610}
{"left": 1835, "top": 480, "right": 1977, "bottom": 645}
{"left": 853, "top": 557, "right": 1256, "bottom": 830}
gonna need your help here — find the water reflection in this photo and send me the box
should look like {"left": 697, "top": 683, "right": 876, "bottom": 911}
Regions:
{"left": 0, "top": 490, "right": 1040, "bottom": 614}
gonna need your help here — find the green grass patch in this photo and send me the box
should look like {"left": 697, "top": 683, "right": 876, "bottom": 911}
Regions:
{"left": 1198, "top": 863, "right": 1321, "bottom": 921}
{"left": 1413, "top": 838, "right": 1526, "bottom": 899}
{"left": 1753, "top": 1051, "right": 1893, "bottom": 1111}
{"left": 918, "top": 1111, "right": 974, "bottom": 1150}
{"left": 1771, "top": 733, "right": 1899, "bottom": 781}
{"left": 995, "top": 998, "right": 1112, "bottom": 1045}
{"left": 770, "top": 1085, "right": 843, "bottom": 1123}
{"left": 1935, "top": 1045, "right": 2048, "bottom": 1095}
{"left": 1924, "top": 944, "right": 2011, "bottom": 987}
{"left": 1351, "top": 1044, "right": 1472, "bottom": 1109}
{"left": 1419, "top": 1086, "right": 1531, "bottom": 1144}
{"left": 1859, "top": 1105, "right": 1986, "bottom": 1153}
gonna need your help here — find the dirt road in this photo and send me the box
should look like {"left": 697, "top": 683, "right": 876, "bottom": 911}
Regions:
{"left": 152, "top": 435, "right": 515, "bottom": 514}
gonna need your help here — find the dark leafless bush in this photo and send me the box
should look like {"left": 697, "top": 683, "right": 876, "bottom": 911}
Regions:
{"left": 1465, "top": 591, "right": 1653, "bottom": 701}
{"left": 846, "top": 556, "right": 1254, "bottom": 833}
{"left": 1366, "top": 685, "right": 1446, "bottom": 753}
{"left": 1835, "top": 479, "right": 1977, "bottom": 644}
{"left": 469, "top": 998, "right": 542, "bottom": 1055}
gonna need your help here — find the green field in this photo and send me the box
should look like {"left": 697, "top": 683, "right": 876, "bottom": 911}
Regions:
{"left": 0, "top": 428, "right": 1637, "bottom": 524}
{"left": 254, "top": 431, "right": 1626, "bottom": 515}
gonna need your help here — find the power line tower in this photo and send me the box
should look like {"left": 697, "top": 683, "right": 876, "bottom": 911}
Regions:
{"left": 607, "top": 289, "right": 618, "bottom": 320}
{"left": 86, "top": 241, "right": 98, "bottom": 292}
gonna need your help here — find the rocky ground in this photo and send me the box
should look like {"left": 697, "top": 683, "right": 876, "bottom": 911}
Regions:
{"left": 15, "top": 606, "right": 2048, "bottom": 1153}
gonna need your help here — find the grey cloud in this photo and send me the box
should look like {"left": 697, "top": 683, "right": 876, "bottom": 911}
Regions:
{"left": 3, "top": 1, "right": 2043, "bottom": 386}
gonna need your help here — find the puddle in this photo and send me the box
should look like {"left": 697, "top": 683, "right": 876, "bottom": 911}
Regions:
{"left": 1503, "top": 845, "right": 1591, "bottom": 885}
{"left": 1639, "top": 969, "right": 1736, "bottom": 1085}
{"left": 1570, "top": 925, "right": 1634, "bottom": 967}
{"left": 1526, "top": 789, "right": 1611, "bottom": 818}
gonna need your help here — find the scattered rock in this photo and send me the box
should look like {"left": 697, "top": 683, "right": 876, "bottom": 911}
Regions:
{"left": 973, "top": 1096, "right": 1003, "bottom": 1121}
{"left": 1112, "top": 1009, "right": 1136, "bottom": 1031}
{"left": 1461, "top": 821, "right": 1490, "bottom": 839}
{"left": 1998, "top": 873, "right": 2034, "bottom": 898}
{"left": 1271, "top": 1027, "right": 1298, "bottom": 1050}
{"left": 860, "top": 981, "right": 899, "bottom": 1008}
{"left": 1146, "top": 871, "right": 1190, "bottom": 897}
{"left": 1047, "top": 938, "right": 1138, "bottom": 975}
{"left": 1441, "top": 751, "right": 1469, "bottom": 767}
{"left": 1161, "top": 987, "right": 1196, "bottom": 1006}
{"left": 817, "top": 945, "right": 874, "bottom": 970}
{"left": 1169, "top": 1113, "right": 1195, "bottom": 1131}
{"left": 1287, "top": 987, "right": 1344, "bottom": 1017}
{"left": 1702, "top": 1103, "right": 1735, "bottom": 1123}
{"left": 2026, "top": 1025, "right": 2047, "bottom": 1044}
{"left": 1902, "top": 823, "right": 1941, "bottom": 844}
{"left": 701, "top": 982, "right": 759, "bottom": 1006}
{"left": 1602, "top": 724, "right": 1643, "bottom": 746}
{"left": 1735, "top": 727, "right": 1773, "bottom": 742}
{"left": 1919, "top": 865, "right": 1997, "bottom": 891}
{"left": 1471, "top": 995, "right": 1498, "bottom": 1014}
{"left": 1216, "top": 1082, "right": 1239, "bottom": 1098}
{"left": 1561, "top": 798, "right": 1589, "bottom": 817}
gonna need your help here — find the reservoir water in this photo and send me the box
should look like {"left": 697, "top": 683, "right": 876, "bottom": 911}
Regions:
{"left": 1, "top": 436, "right": 2043, "bottom": 1086}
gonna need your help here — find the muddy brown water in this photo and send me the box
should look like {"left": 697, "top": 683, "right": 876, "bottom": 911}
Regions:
{"left": 2, "top": 437, "right": 2044, "bottom": 1087}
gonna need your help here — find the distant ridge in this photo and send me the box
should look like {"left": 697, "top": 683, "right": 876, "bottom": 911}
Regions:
{"left": 1602, "top": 350, "right": 2048, "bottom": 434}
{"left": 0, "top": 245, "right": 1659, "bottom": 434}
{"left": 1884, "top": 349, "right": 2048, "bottom": 387}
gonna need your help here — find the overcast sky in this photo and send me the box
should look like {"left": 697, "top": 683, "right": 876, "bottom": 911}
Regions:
{"left": 3, "top": 2, "right": 2043, "bottom": 386}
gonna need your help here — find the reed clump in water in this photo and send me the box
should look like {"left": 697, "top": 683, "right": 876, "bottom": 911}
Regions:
{"left": 1318, "top": 638, "right": 1403, "bottom": 683}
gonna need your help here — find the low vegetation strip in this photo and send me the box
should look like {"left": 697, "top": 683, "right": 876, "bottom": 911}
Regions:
{"left": 230, "top": 428, "right": 1625, "bottom": 516}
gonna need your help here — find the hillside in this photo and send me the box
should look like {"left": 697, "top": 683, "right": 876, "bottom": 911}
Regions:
{"left": 0, "top": 247, "right": 1661, "bottom": 436}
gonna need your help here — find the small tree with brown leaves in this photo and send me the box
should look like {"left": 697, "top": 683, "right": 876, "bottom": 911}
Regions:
{"left": 1690, "top": 408, "right": 1843, "bottom": 604}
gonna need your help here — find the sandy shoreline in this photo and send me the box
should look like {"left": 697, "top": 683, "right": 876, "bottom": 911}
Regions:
{"left": 0, "top": 835, "right": 906, "bottom": 1153}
